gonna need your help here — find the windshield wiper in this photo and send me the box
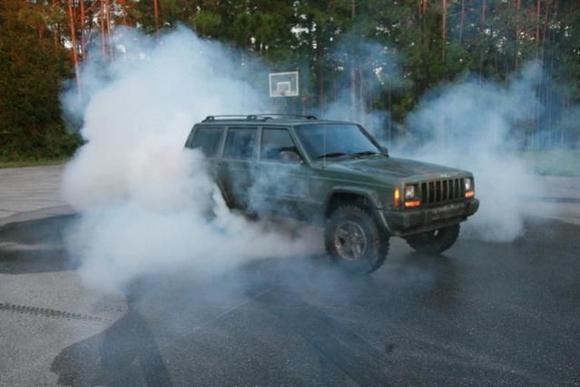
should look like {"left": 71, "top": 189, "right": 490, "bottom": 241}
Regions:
{"left": 316, "top": 151, "right": 383, "bottom": 160}
{"left": 315, "top": 152, "right": 349, "bottom": 160}
{"left": 352, "top": 151, "right": 383, "bottom": 158}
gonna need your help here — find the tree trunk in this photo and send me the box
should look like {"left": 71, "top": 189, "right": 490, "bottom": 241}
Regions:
{"left": 51, "top": 0, "right": 59, "bottom": 48}
{"left": 104, "top": 0, "right": 113, "bottom": 57}
{"left": 318, "top": 41, "right": 324, "bottom": 112}
{"left": 153, "top": 0, "right": 160, "bottom": 31}
{"left": 99, "top": 0, "right": 106, "bottom": 56}
{"left": 420, "top": 0, "right": 429, "bottom": 15}
{"left": 442, "top": 0, "right": 447, "bottom": 62}
{"left": 79, "top": 0, "right": 85, "bottom": 57}
{"left": 515, "top": 0, "right": 520, "bottom": 68}
{"left": 479, "top": 0, "right": 487, "bottom": 80}
{"left": 536, "top": 0, "right": 541, "bottom": 58}
{"left": 317, "top": 4, "right": 326, "bottom": 112}
{"left": 459, "top": 0, "right": 465, "bottom": 44}
{"left": 350, "top": 0, "right": 357, "bottom": 120}
{"left": 67, "top": 0, "right": 82, "bottom": 95}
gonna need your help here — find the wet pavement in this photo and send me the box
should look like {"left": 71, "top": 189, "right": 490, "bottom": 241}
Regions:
{"left": 0, "top": 214, "right": 579, "bottom": 386}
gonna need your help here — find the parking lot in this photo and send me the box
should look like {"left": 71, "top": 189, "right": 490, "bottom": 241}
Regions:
{"left": 1, "top": 166, "right": 579, "bottom": 386}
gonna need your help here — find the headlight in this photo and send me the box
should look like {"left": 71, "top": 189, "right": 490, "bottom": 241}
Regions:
{"left": 464, "top": 177, "right": 475, "bottom": 198}
{"left": 403, "top": 184, "right": 421, "bottom": 208}
{"left": 404, "top": 185, "right": 416, "bottom": 200}
{"left": 464, "top": 178, "right": 473, "bottom": 192}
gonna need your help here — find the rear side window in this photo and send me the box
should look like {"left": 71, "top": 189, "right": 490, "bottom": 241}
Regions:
{"left": 223, "top": 127, "right": 257, "bottom": 160}
{"left": 190, "top": 127, "right": 224, "bottom": 157}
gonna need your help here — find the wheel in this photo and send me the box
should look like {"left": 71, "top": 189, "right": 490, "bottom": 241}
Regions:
{"left": 405, "top": 224, "right": 460, "bottom": 254}
{"left": 324, "top": 205, "right": 389, "bottom": 273}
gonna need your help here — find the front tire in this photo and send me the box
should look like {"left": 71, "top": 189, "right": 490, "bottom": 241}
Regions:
{"left": 405, "top": 224, "right": 460, "bottom": 254}
{"left": 324, "top": 205, "right": 389, "bottom": 273}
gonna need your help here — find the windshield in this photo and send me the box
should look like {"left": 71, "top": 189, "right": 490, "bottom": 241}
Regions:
{"left": 295, "top": 124, "right": 383, "bottom": 160}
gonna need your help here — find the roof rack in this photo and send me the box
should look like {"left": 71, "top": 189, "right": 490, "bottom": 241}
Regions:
{"left": 202, "top": 114, "right": 318, "bottom": 122}
{"left": 202, "top": 115, "right": 250, "bottom": 122}
{"left": 250, "top": 114, "right": 318, "bottom": 120}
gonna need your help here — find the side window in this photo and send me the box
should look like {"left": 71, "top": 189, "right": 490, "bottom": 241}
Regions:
{"left": 261, "top": 128, "right": 302, "bottom": 163}
{"left": 190, "top": 127, "right": 223, "bottom": 157}
{"left": 223, "top": 127, "right": 257, "bottom": 160}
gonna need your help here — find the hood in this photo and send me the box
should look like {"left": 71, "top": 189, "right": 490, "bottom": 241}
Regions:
{"left": 322, "top": 156, "right": 469, "bottom": 181}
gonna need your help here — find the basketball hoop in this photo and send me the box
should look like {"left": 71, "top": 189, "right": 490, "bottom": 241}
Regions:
{"left": 269, "top": 71, "right": 299, "bottom": 98}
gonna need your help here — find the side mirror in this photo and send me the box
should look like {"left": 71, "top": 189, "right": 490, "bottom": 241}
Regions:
{"left": 380, "top": 146, "right": 389, "bottom": 157}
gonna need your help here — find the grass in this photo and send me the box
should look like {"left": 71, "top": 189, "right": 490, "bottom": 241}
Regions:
{"left": 519, "top": 149, "right": 580, "bottom": 177}
{"left": 0, "top": 158, "right": 68, "bottom": 169}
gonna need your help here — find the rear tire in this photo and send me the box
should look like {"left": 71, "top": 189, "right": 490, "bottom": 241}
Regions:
{"left": 405, "top": 224, "right": 460, "bottom": 254}
{"left": 324, "top": 205, "right": 389, "bottom": 273}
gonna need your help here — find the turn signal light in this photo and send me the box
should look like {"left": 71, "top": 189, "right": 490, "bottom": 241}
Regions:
{"left": 404, "top": 200, "right": 422, "bottom": 208}
{"left": 394, "top": 187, "right": 401, "bottom": 208}
{"left": 465, "top": 191, "right": 475, "bottom": 198}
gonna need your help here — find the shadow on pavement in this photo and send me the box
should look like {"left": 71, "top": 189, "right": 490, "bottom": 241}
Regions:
{"left": 51, "top": 300, "right": 172, "bottom": 387}
{"left": 5, "top": 213, "right": 579, "bottom": 384}
{"left": 47, "top": 251, "right": 461, "bottom": 386}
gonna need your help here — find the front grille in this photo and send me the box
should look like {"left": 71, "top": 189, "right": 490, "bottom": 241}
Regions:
{"left": 420, "top": 178, "right": 464, "bottom": 206}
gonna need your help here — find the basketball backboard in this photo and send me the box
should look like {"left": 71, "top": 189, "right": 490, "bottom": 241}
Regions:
{"left": 269, "top": 71, "right": 299, "bottom": 97}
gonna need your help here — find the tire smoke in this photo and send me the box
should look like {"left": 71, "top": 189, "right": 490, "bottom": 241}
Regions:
{"left": 402, "top": 62, "right": 550, "bottom": 241}
{"left": 61, "top": 27, "right": 316, "bottom": 292}
{"left": 320, "top": 42, "right": 556, "bottom": 242}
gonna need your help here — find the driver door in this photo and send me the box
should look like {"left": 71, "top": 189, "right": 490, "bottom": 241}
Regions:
{"left": 253, "top": 127, "right": 314, "bottom": 219}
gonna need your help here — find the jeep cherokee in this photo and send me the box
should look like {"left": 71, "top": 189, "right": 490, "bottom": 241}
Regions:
{"left": 185, "top": 114, "right": 479, "bottom": 272}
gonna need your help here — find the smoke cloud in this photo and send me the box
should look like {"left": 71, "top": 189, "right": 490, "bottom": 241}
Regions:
{"left": 402, "top": 62, "right": 549, "bottom": 241}
{"left": 61, "top": 27, "right": 317, "bottom": 292}
{"left": 322, "top": 38, "right": 404, "bottom": 145}
{"left": 318, "top": 39, "right": 554, "bottom": 242}
{"left": 62, "top": 26, "right": 560, "bottom": 292}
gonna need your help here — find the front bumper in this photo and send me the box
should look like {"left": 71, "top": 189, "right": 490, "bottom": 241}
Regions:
{"left": 384, "top": 199, "right": 479, "bottom": 236}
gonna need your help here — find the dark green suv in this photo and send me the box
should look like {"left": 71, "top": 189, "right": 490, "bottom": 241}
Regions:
{"left": 185, "top": 114, "right": 479, "bottom": 272}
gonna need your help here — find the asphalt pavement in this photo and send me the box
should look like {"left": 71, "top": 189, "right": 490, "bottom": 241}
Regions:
{"left": 0, "top": 166, "right": 579, "bottom": 386}
{"left": 0, "top": 165, "right": 72, "bottom": 227}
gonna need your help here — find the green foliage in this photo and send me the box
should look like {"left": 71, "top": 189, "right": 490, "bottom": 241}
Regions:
{"left": 0, "top": 1, "right": 81, "bottom": 161}
{"left": 1, "top": 0, "right": 580, "bottom": 160}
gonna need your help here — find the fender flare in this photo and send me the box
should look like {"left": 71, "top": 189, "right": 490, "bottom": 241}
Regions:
{"left": 324, "top": 186, "right": 392, "bottom": 233}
